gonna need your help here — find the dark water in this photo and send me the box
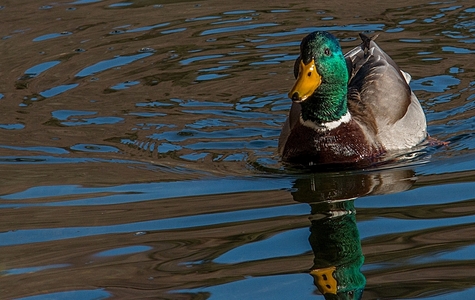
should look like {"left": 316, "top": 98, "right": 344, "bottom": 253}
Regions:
{"left": 1, "top": 0, "right": 475, "bottom": 299}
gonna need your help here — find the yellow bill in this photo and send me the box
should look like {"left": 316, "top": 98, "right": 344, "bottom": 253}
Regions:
{"left": 288, "top": 59, "right": 322, "bottom": 102}
{"left": 310, "top": 266, "right": 337, "bottom": 295}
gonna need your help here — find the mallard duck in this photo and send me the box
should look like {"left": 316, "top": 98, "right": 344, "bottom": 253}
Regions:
{"left": 278, "top": 31, "right": 427, "bottom": 168}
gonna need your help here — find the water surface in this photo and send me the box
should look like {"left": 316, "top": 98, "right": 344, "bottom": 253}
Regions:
{"left": 1, "top": 0, "right": 475, "bottom": 299}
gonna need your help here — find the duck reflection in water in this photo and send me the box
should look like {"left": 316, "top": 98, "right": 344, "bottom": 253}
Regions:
{"left": 291, "top": 168, "right": 417, "bottom": 299}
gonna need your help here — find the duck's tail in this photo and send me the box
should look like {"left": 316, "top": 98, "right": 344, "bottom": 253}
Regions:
{"left": 359, "top": 33, "right": 380, "bottom": 56}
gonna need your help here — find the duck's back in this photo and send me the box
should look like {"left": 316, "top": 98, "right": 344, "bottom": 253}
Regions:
{"left": 344, "top": 34, "right": 427, "bottom": 150}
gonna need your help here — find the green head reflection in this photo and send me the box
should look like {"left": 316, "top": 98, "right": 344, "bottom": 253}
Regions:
{"left": 309, "top": 200, "right": 365, "bottom": 299}
{"left": 291, "top": 168, "right": 416, "bottom": 299}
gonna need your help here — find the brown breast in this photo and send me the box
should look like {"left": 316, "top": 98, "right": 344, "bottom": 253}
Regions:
{"left": 282, "top": 119, "right": 384, "bottom": 168}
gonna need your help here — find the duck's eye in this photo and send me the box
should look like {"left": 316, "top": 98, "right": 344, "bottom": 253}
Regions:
{"left": 324, "top": 48, "right": 331, "bottom": 56}
{"left": 307, "top": 72, "right": 312, "bottom": 77}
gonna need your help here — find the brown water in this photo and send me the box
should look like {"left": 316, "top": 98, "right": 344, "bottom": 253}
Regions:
{"left": 1, "top": 0, "right": 475, "bottom": 299}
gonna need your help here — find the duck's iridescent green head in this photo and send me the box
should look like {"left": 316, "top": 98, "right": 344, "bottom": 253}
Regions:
{"left": 289, "top": 31, "right": 349, "bottom": 123}
{"left": 289, "top": 31, "right": 348, "bottom": 102}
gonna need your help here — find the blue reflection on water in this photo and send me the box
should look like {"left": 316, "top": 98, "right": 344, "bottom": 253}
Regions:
{"left": 200, "top": 23, "right": 278, "bottom": 36}
{"left": 1, "top": 177, "right": 294, "bottom": 203}
{"left": 358, "top": 213, "right": 475, "bottom": 241}
{"left": 0, "top": 145, "right": 69, "bottom": 154}
{"left": 70, "top": 144, "right": 120, "bottom": 153}
{"left": 75, "top": 53, "right": 153, "bottom": 77}
{"left": 24, "top": 61, "right": 61, "bottom": 77}
{"left": 0, "top": 203, "right": 305, "bottom": 246}
{"left": 260, "top": 24, "right": 385, "bottom": 37}
{"left": 52, "top": 110, "right": 97, "bottom": 120}
{"left": 95, "top": 245, "right": 152, "bottom": 257}
{"left": 173, "top": 274, "right": 315, "bottom": 300}
{"left": 126, "top": 22, "right": 169, "bottom": 33}
{"left": 33, "top": 32, "right": 72, "bottom": 42}
{"left": 406, "top": 286, "right": 475, "bottom": 300}
{"left": 0, "top": 124, "right": 24, "bottom": 130}
{"left": 110, "top": 80, "right": 140, "bottom": 90}
{"left": 16, "top": 289, "right": 110, "bottom": 300}
{"left": 358, "top": 182, "right": 475, "bottom": 208}
{"left": 61, "top": 117, "right": 124, "bottom": 126}
{"left": 214, "top": 228, "right": 311, "bottom": 264}
{"left": 39, "top": 84, "right": 79, "bottom": 98}
{"left": 4, "top": 264, "right": 70, "bottom": 275}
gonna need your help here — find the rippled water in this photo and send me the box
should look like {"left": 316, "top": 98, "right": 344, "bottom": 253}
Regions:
{"left": 1, "top": 0, "right": 475, "bottom": 299}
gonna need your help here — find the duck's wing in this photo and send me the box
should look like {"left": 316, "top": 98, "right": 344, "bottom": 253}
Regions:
{"left": 345, "top": 34, "right": 411, "bottom": 125}
{"left": 344, "top": 34, "right": 427, "bottom": 149}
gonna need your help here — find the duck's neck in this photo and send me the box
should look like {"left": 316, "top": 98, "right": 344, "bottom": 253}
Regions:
{"left": 301, "top": 82, "right": 348, "bottom": 124}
